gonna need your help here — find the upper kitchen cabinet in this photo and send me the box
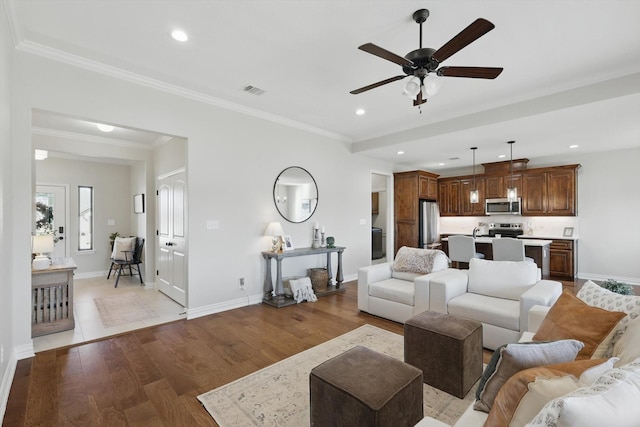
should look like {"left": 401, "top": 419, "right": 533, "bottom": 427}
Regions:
{"left": 438, "top": 179, "right": 460, "bottom": 216}
{"left": 394, "top": 170, "right": 439, "bottom": 254}
{"left": 522, "top": 165, "right": 579, "bottom": 216}
{"left": 460, "top": 177, "right": 486, "bottom": 216}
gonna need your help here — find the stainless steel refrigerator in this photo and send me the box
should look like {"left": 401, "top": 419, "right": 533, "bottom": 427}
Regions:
{"left": 420, "top": 200, "right": 440, "bottom": 248}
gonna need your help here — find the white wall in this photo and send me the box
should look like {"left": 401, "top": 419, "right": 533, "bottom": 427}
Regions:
{"left": 0, "top": 0, "right": 15, "bottom": 419}
{"left": 35, "top": 157, "right": 133, "bottom": 275}
{"left": 9, "top": 50, "right": 394, "bottom": 359}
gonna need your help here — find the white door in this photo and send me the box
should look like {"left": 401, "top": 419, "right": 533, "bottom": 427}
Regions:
{"left": 157, "top": 171, "right": 187, "bottom": 306}
{"left": 35, "top": 185, "right": 68, "bottom": 259}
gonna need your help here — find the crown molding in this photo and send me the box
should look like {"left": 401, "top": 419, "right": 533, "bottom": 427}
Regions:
{"left": 15, "top": 39, "right": 351, "bottom": 143}
{"left": 32, "top": 126, "right": 153, "bottom": 151}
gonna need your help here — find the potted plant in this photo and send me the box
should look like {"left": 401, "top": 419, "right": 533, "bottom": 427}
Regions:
{"left": 600, "top": 279, "right": 633, "bottom": 296}
{"left": 109, "top": 232, "right": 121, "bottom": 250}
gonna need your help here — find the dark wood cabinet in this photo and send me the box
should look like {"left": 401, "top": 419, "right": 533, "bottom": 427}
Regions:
{"left": 460, "top": 177, "right": 485, "bottom": 216}
{"left": 438, "top": 180, "right": 460, "bottom": 216}
{"left": 484, "top": 175, "right": 504, "bottom": 199}
{"left": 371, "top": 192, "right": 379, "bottom": 215}
{"left": 549, "top": 239, "right": 575, "bottom": 279}
{"left": 394, "top": 170, "right": 439, "bottom": 254}
{"left": 522, "top": 166, "right": 578, "bottom": 216}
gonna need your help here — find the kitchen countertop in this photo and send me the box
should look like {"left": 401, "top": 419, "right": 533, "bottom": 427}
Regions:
{"left": 442, "top": 236, "right": 553, "bottom": 246}
{"left": 441, "top": 232, "right": 578, "bottom": 241}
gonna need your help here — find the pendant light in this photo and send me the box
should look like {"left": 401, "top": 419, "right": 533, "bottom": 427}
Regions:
{"left": 506, "top": 140, "right": 517, "bottom": 202}
{"left": 470, "top": 147, "right": 479, "bottom": 204}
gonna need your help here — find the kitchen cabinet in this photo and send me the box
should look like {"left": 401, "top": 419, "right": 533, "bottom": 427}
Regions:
{"left": 394, "top": 170, "right": 439, "bottom": 254}
{"left": 371, "top": 192, "right": 379, "bottom": 215}
{"left": 438, "top": 179, "right": 460, "bottom": 216}
{"left": 460, "top": 177, "right": 486, "bottom": 216}
{"left": 522, "top": 166, "right": 579, "bottom": 216}
{"left": 549, "top": 239, "right": 575, "bottom": 279}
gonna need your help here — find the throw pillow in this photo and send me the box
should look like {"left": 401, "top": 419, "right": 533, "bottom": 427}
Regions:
{"left": 613, "top": 315, "right": 640, "bottom": 366}
{"left": 111, "top": 236, "right": 136, "bottom": 261}
{"left": 577, "top": 280, "right": 640, "bottom": 357}
{"left": 533, "top": 290, "right": 626, "bottom": 359}
{"left": 391, "top": 246, "right": 446, "bottom": 274}
{"left": 474, "top": 339, "right": 584, "bottom": 413}
{"left": 525, "top": 358, "right": 640, "bottom": 427}
{"left": 485, "top": 358, "right": 610, "bottom": 427}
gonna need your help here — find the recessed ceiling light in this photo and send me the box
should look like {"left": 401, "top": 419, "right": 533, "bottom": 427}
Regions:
{"left": 569, "top": 144, "right": 579, "bottom": 149}
{"left": 498, "top": 154, "right": 506, "bottom": 159}
{"left": 397, "top": 150, "right": 405, "bottom": 155}
{"left": 355, "top": 108, "right": 366, "bottom": 116}
{"left": 96, "top": 124, "right": 114, "bottom": 132}
{"left": 437, "top": 162, "right": 445, "bottom": 166}
{"left": 34, "top": 149, "right": 48, "bottom": 160}
{"left": 171, "top": 29, "right": 189, "bottom": 42}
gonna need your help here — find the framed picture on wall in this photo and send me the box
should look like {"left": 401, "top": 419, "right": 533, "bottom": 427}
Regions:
{"left": 283, "top": 235, "right": 294, "bottom": 251}
{"left": 133, "top": 194, "right": 145, "bottom": 214}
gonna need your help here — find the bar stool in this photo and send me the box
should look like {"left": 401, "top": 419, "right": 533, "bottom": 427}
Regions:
{"left": 448, "top": 235, "right": 485, "bottom": 269}
{"left": 492, "top": 237, "right": 534, "bottom": 263}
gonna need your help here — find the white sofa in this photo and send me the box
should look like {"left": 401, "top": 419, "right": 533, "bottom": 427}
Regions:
{"left": 417, "top": 280, "right": 640, "bottom": 427}
{"left": 358, "top": 247, "right": 452, "bottom": 323}
{"left": 429, "top": 258, "right": 562, "bottom": 350}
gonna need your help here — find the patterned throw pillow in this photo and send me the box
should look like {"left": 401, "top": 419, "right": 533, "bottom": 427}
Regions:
{"left": 577, "top": 280, "right": 640, "bottom": 356}
{"left": 526, "top": 358, "right": 640, "bottom": 427}
{"left": 391, "top": 246, "right": 446, "bottom": 274}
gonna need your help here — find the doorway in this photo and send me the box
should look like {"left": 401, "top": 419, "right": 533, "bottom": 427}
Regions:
{"left": 371, "top": 172, "right": 393, "bottom": 264}
{"left": 35, "top": 184, "right": 69, "bottom": 259}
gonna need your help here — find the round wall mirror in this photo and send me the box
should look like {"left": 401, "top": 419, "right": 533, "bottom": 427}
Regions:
{"left": 273, "top": 166, "right": 318, "bottom": 223}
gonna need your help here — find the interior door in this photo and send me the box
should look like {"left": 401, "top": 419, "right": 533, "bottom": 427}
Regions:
{"left": 35, "top": 185, "right": 68, "bottom": 259}
{"left": 157, "top": 171, "right": 187, "bottom": 306}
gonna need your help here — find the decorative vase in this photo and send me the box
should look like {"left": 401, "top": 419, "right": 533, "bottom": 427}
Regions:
{"left": 326, "top": 236, "right": 335, "bottom": 248}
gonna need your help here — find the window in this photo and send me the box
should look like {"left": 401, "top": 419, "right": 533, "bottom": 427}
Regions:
{"left": 78, "top": 186, "right": 93, "bottom": 251}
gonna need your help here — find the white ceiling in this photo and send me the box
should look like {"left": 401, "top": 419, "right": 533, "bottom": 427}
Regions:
{"left": 9, "top": 0, "right": 640, "bottom": 172}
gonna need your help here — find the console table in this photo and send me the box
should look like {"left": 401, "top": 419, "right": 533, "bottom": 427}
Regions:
{"left": 262, "top": 246, "right": 346, "bottom": 308}
{"left": 31, "top": 257, "right": 77, "bottom": 337}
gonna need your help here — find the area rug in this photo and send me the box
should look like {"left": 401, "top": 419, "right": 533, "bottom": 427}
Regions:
{"left": 198, "top": 324, "right": 478, "bottom": 426}
{"left": 94, "top": 294, "right": 159, "bottom": 327}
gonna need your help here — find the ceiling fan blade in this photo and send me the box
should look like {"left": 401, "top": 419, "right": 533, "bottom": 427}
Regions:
{"left": 437, "top": 66, "right": 503, "bottom": 79}
{"left": 358, "top": 43, "right": 414, "bottom": 67}
{"left": 413, "top": 91, "right": 427, "bottom": 106}
{"left": 431, "top": 18, "right": 495, "bottom": 63}
{"left": 350, "top": 75, "right": 407, "bottom": 94}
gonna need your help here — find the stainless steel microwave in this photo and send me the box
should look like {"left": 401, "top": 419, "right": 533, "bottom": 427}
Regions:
{"left": 485, "top": 198, "right": 522, "bottom": 215}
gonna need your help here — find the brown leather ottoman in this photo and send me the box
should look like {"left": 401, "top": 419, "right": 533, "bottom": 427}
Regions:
{"left": 309, "top": 346, "right": 423, "bottom": 427}
{"left": 404, "top": 311, "right": 482, "bottom": 398}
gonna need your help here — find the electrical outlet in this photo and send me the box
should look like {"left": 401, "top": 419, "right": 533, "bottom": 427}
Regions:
{"left": 239, "top": 278, "right": 245, "bottom": 289}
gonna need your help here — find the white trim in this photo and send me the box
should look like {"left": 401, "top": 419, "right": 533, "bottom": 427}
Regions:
{"left": 577, "top": 272, "right": 640, "bottom": 286}
{"left": 14, "top": 344, "right": 35, "bottom": 361}
{"left": 157, "top": 167, "right": 186, "bottom": 181}
{"left": 0, "top": 353, "right": 18, "bottom": 422}
{"left": 33, "top": 127, "right": 154, "bottom": 151}
{"left": 370, "top": 170, "right": 394, "bottom": 264}
{"left": 15, "top": 40, "right": 350, "bottom": 144}
{"left": 186, "top": 293, "right": 264, "bottom": 320}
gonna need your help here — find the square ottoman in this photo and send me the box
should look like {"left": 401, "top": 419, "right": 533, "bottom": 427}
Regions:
{"left": 404, "top": 311, "right": 482, "bottom": 398}
{"left": 309, "top": 345, "right": 423, "bottom": 427}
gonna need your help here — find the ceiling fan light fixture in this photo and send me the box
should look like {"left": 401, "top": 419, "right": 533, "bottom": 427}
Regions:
{"left": 403, "top": 77, "right": 421, "bottom": 97}
{"left": 422, "top": 74, "right": 442, "bottom": 98}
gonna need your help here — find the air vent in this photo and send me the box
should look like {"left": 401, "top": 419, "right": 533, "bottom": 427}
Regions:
{"left": 243, "top": 85, "right": 266, "bottom": 96}
{"left": 448, "top": 157, "right": 461, "bottom": 161}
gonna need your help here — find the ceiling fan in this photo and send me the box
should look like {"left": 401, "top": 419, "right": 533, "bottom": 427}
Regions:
{"left": 350, "top": 9, "right": 503, "bottom": 107}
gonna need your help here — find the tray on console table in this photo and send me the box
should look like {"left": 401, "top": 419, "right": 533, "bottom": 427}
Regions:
{"left": 262, "top": 246, "right": 346, "bottom": 308}
{"left": 31, "top": 257, "right": 77, "bottom": 337}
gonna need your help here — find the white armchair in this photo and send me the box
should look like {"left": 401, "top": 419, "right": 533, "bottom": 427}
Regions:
{"left": 358, "top": 247, "right": 452, "bottom": 323}
{"left": 428, "top": 258, "right": 562, "bottom": 350}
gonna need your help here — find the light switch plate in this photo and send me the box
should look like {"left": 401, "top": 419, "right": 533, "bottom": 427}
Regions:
{"left": 359, "top": 219, "right": 367, "bottom": 225}
{"left": 107, "top": 219, "right": 116, "bottom": 226}
{"left": 207, "top": 220, "right": 219, "bottom": 230}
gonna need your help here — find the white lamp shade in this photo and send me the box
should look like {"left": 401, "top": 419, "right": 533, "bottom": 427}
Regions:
{"left": 470, "top": 190, "right": 479, "bottom": 204}
{"left": 422, "top": 75, "right": 442, "bottom": 98}
{"left": 32, "top": 234, "right": 54, "bottom": 254}
{"left": 403, "top": 77, "right": 421, "bottom": 97}
{"left": 507, "top": 187, "right": 518, "bottom": 202}
{"left": 264, "top": 222, "right": 285, "bottom": 237}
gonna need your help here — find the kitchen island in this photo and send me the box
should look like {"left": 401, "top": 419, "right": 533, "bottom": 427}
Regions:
{"left": 440, "top": 236, "right": 552, "bottom": 279}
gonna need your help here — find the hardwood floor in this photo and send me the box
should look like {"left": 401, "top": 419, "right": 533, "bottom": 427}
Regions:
{"left": 4, "top": 278, "right": 584, "bottom": 426}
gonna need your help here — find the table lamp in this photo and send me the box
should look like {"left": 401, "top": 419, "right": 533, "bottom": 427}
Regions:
{"left": 264, "top": 222, "right": 285, "bottom": 252}
{"left": 32, "top": 234, "right": 54, "bottom": 270}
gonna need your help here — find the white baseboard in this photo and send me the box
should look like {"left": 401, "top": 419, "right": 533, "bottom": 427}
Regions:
{"left": 0, "top": 353, "right": 18, "bottom": 423}
{"left": 14, "top": 344, "right": 34, "bottom": 360}
{"left": 186, "top": 293, "right": 263, "bottom": 320}
{"left": 74, "top": 270, "right": 109, "bottom": 280}
{"left": 577, "top": 272, "right": 640, "bottom": 286}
